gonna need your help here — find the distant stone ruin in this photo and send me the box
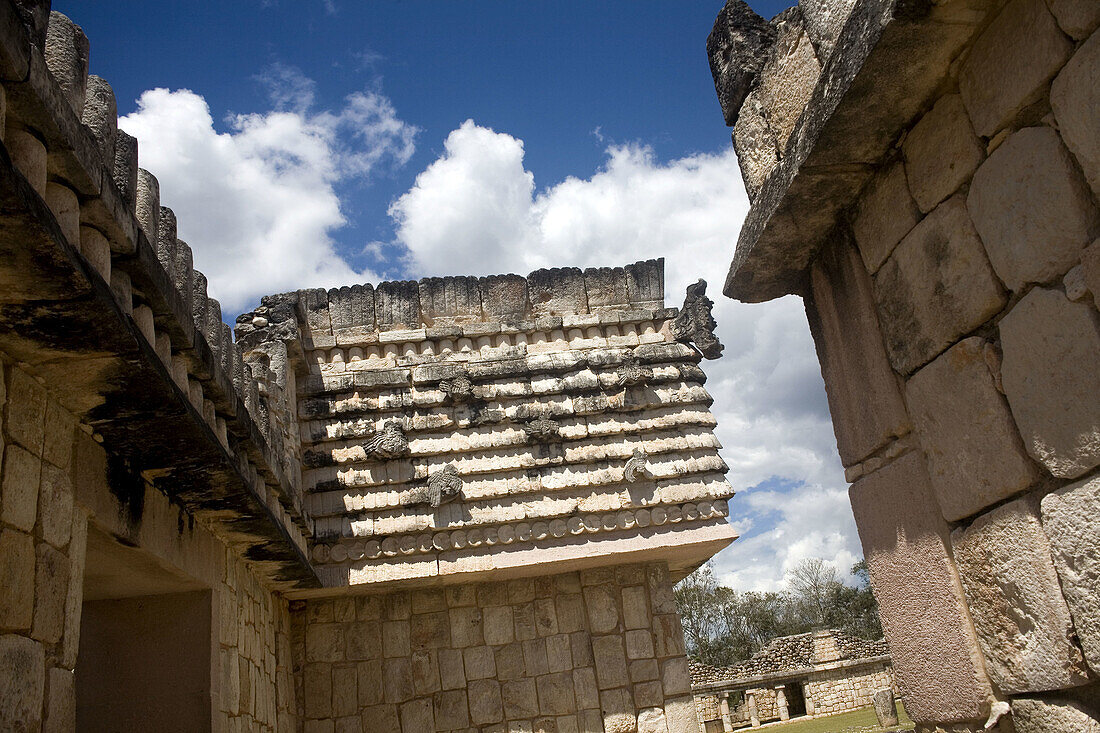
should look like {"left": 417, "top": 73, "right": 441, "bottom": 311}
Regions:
{"left": 709, "top": 0, "right": 1100, "bottom": 731}
{"left": 690, "top": 630, "right": 895, "bottom": 731}
{"left": 0, "top": 2, "right": 737, "bottom": 731}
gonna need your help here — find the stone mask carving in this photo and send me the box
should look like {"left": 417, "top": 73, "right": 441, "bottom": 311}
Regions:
{"left": 624, "top": 448, "right": 652, "bottom": 483}
{"left": 523, "top": 416, "right": 561, "bottom": 443}
{"left": 439, "top": 369, "right": 474, "bottom": 403}
{"left": 671, "top": 279, "right": 725, "bottom": 360}
{"left": 415, "top": 465, "right": 463, "bottom": 508}
{"left": 364, "top": 421, "right": 410, "bottom": 459}
{"left": 615, "top": 351, "right": 654, "bottom": 388}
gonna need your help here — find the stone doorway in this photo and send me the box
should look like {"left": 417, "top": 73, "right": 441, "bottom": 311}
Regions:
{"left": 786, "top": 681, "right": 808, "bottom": 718}
{"left": 75, "top": 525, "right": 212, "bottom": 732}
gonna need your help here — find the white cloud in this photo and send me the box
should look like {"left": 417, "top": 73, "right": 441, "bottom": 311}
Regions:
{"left": 392, "top": 120, "right": 858, "bottom": 591}
{"left": 118, "top": 77, "right": 417, "bottom": 314}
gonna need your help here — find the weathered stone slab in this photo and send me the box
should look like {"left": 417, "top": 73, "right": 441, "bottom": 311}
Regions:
{"left": 0, "top": 529, "right": 34, "bottom": 629}
{"left": 959, "top": 0, "right": 1074, "bottom": 136}
{"left": 952, "top": 496, "right": 1089, "bottom": 694}
{"left": 1041, "top": 473, "right": 1100, "bottom": 674}
{"left": 873, "top": 195, "right": 1006, "bottom": 375}
{"left": 905, "top": 337, "right": 1040, "bottom": 521}
{"left": 968, "top": 127, "right": 1099, "bottom": 292}
{"left": 755, "top": 8, "right": 821, "bottom": 153}
{"left": 902, "top": 94, "right": 984, "bottom": 214}
{"left": 418, "top": 276, "right": 482, "bottom": 325}
{"left": 0, "top": 634, "right": 44, "bottom": 731}
{"left": 732, "top": 91, "right": 780, "bottom": 202}
{"left": 798, "top": 0, "right": 856, "bottom": 62}
{"left": 1051, "top": 31, "right": 1100, "bottom": 199}
{"left": 1047, "top": 0, "right": 1100, "bottom": 39}
{"left": 849, "top": 452, "right": 992, "bottom": 723}
{"left": 851, "top": 160, "right": 920, "bottom": 275}
{"left": 478, "top": 274, "right": 528, "bottom": 322}
{"left": 1010, "top": 697, "right": 1100, "bottom": 733}
{"left": 375, "top": 280, "right": 420, "bottom": 330}
{"left": 999, "top": 287, "right": 1100, "bottom": 478}
{"left": 805, "top": 236, "right": 910, "bottom": 467}
{"left": 528, "top": 268, "right": 588, "bottom": 317}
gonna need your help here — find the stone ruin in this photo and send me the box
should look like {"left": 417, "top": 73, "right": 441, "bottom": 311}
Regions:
{"left": 0, "top": 2, "right": 738, "bottom": 730}
{"left": 709, "top": 0, "right": 1100, "bottom": 731}
{"left": 690, "top": 630, "right": 895, "bottom": 730}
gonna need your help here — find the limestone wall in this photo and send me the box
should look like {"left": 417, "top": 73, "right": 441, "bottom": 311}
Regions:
{"left": 0, "top": 359, "right": 297, "bottom": 731}
{"left": 804, "top": 662, "right": 894, "bottom": 718}
{"left": 713, "top": 0, "right": 1100, "bottom": 728}
{"left": 291, "top": 562, "right": 697, "bottom": 733}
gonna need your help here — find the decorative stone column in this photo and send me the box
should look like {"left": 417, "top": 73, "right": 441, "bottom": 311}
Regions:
{"left": 775, "top": 685, "right": 790, "bottom": 721}
{"left": 746, "top": 691, "right": 760, "bottom": 728}
{"left": 718, "top": 691, "right": 733, "bottom": 732}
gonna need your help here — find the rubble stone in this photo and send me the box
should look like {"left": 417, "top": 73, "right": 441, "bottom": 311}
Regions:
{"left": 1051, "top": 31, "right": 1100, "bottom": 199}
{"left": 999, "top": 287, "right": 1100, "bottom": 478}
{"left": 1011, "top": 697, "right": 1100, "bottom": 732}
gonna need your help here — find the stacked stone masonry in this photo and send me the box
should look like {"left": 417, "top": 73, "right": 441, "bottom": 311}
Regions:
{"left": 0, "top": 2, "right": 736, "bottom": 730}
{"left": 689, "top": 631, "right": 896, "bottom": 731}
{"left": 712, "top": 0, "right": 1100, "bottom": 729}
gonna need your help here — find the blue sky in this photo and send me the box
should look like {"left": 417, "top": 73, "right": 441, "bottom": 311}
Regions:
{"left": 55, "top": 0, "right": 866, "bottom": 592}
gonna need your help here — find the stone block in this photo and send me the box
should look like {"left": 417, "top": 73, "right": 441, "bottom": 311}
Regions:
{"left": 398, "top": 697, "right": 433, "bottom": 732}
{"left": 621, "top": 586, "right": 649, "bottom": 630}
{"left": 82, "top": 75, "right": 118, "bottom": 165}
{"left": 438, "top": 647, "right": 466, "bottom": 690}
{"left": 1010, "top": 697, "right": 1100, "bottom": 733}
{"left": 849, "top": 452, "right": 992, "bottom": 723}
{"left": 418, "top": 276, "right": 483, "bottom": 324}
{"left": 495, "top": 642, "right": 525, "bottom": 681}
{"left": 583, "top": 586, "right": 619, "bottom": 634}
{"left": 806, "top": 236, "right": 910, "bottom": 467}
{"left": 968, "top": 126, "right": 1100, "bottom": 291}
{"left": 306, "top": 623, "right": 344, "bottom": 663}
{"left": 573, "top": 667, "right": 600, "bottom": 710}
{"left": 382, "top": 658, "right": 412, "bottom": 704}
{"left": 583, "top": 267, "right": 629, "bottom": 310}
{"left": 331, "top": 665, "right": 357, "bottom": 717}
{"left": 0, "top": 634, "right": 44, "bottom": 731}
{"left": 356, "top": 661, "right": 382, "bottom": 707}
{"left": 537, "top": 671, "right": 576, "bottom": 716}
{"left": 959, "top": 0, "right": 1074, "bottom": 136}
{"left": 905, "top": 337, "right": 1040, "bottom": 521}
{"left": 1052, "top": 31, "right": 1100, "bottom": 199}
{"left": 468, "top": 678, "right": 504, "bottom": 725}
{"left": 345, "top": 620, "right": 380, "bottom": 661}
{"left": 629, "top": 659, "right": 659, "bottom": 683}
{"left": 1041, "top": 473, "right": 1100, "bottom": 673}
{"left": 555, "top": 594, "right": 585, "bottom": 634}
{"left": 523, "top": 638, "right": 549, "bottom": 677}
{"left": 464, "top": 645, "right": 496, "bottom": 680}
{"left": 851, "top": 161, "right": 921, "bottom": 275}
{"left": 479, "top": 274, "right": 529, "bottom": 322}
{"left": 902, "top": 94, "right": 985, "bottom": 213}
{"left": 755, "top": 8, "right": 821, "bottom": 152}
{"left": 502, "top": 677, "right": 539, "bottom": 719}
{"left": 449, "top": 606, "right": 483, "bottom": 647}
{"left": 528, "top": 268, "right": 588, "bottom": 317}
{"left": 732, "top": 90, "right": 780, "bottom": 201}
{"left": 624, "top": 629, "right": 653, "bottom": 660}
{"left": 434, "top": 688, "right": 470, "bottom": 731}
{"left": 411, "top": 650, "right": 439, "bottom": 695}
{"left": 625, "top": 260, "right": 664, "bottom": 307}
{"left": 1048, "top": 0, "right": 1100, "bottom": 39}
{"left": 361, "top": 704, "right": 399, "bottom": 732}
{"left": 874, "top": 195, "right": 1006, "bottom": 375}
{"left": 375, "top": 280, "right": 420, "bottom": 329}
{"left": 32, "top": 544, "right": 68, "bottom": 644}
{"left": 382, "top": 620, "right": 410, "bottom": 658}
{"left": 952, "top": 496, "right": 1089, "bottom": 694}
{"left": 483, "top": 605, "right": 514, "bottom": 646}
{"left": 6, "top": 367, "right": 45, "bottom": 452}
{"left": 546, "top": 634, "right": 572, "bottom": 673}
{"left": 660, "top": 657, "right": 691, "bottom": 695}
{"left": 43, "top": 666, "right": 74, "bottom": 733}
{"left": 303, "top": 663, "right": 332, "bottom": 718}
{"left": 41, "top": 400, "right": 74, "bottom": 471}
{"left": 592, "top": 636, "right": 628, "bottom": 690}
{"left": 571, "top": 632, "right": 593, "bottom": 668}
{"left": 999, "top": 287, "right": 1100, "bottom": 478}
{"left": 599, "top": 687, "right": 635, "bottom": 733}
{"left": 652, "top": 615, "right": 685, "bottom": 658}
{"left": 0, "top": 529, "right": 34, "bottom": 630}
{"left": 636, "top": 705, "right": 669, "bottom": 733}
{"left": 37, "top": 463, "right": 73, "bottom": 549}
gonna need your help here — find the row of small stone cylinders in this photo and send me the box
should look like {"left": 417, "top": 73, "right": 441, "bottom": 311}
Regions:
{"left": 4, "top": 7, "right": 273, "bottom": 463}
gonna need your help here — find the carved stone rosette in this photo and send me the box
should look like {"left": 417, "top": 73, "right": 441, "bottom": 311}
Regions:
{"left": 623, "top": 448, "right": 652, "bottom": 482}
{"left": 364, "top": 421, "right": 410, "bottom": 459}
{"left": 439, "top": 369, "right": 474, "bottom": 403}
{"left": 403, "top": 465, "right": 463, "bottom": 508}
{"left": 671, "top": 279, "right": 725, "bottom": 360}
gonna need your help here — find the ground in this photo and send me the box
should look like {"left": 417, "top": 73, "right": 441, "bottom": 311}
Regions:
{"left": 750, "top": 703, "right": 915, "bottom": 733}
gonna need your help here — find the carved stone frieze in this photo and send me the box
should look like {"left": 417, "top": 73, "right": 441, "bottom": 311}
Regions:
{"left": 523, "top": 416, "right": 562, "bottom": 443}
{"left": 671, "top": 279, "right": 725, "bottom": 359}
{"left": 615, "top": 351, "right": 654, "bottom": 388}
{"left": 364, "top": 421, "right": 410, "bottom": 459}
{"left": 439, "top": 369, "right": 474, "bottom": 403}
{"left": 404, "top": 465, "right": 463, "bottom": 508}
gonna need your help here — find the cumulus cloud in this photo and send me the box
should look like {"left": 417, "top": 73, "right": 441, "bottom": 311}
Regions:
{"left": 391, "top": 120, "right": 857, "bottom": 591}
{"left": 118, "top": 74, "right": 417, "bottom": 313}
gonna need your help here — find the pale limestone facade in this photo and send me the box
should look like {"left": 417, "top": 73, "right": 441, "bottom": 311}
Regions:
{"left": 689, "top": 631, "right": 896, "bottom": 731}
{"left": 0, "top": 3, "right": 736, "bottom": 731}
{"left": 709, "top": 0, "right": 1100, "bottom": 730}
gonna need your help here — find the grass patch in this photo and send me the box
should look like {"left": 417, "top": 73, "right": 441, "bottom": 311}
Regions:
{"left": 748, "top": 703, "right": 915, "bottom": 733}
